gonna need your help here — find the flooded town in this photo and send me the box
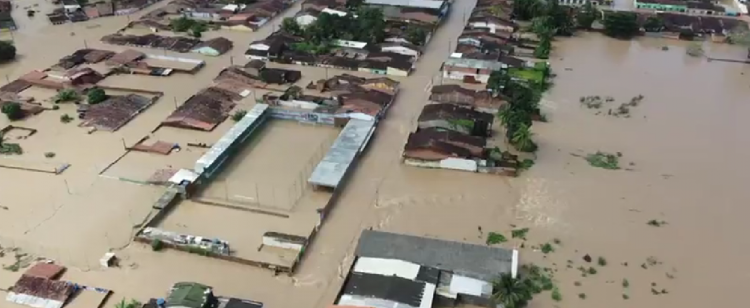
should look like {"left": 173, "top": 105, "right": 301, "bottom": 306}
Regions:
{"left": 0, "top": 0, "right": 748, "bottom": 307}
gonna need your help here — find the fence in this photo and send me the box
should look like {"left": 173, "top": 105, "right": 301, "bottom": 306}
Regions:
{"left": 192, "top": 134, "right": 334, "bottom": 213}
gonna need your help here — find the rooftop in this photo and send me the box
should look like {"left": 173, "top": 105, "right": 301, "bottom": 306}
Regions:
{"left": 355, "top": 230, "right": 518, "bottom": 281}
{"left": 444, "top": 57, "right": 506, "bottom": 71}
{"left": 308, "top": 119, "right": 375, "bottom": 188}
{"left": 364, "top": 0, "right": 445, "bottom": 10}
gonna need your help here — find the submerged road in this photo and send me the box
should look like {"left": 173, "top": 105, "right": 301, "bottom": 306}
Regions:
{"left": 297, "top": 0, "right": 482, "bottom": 306}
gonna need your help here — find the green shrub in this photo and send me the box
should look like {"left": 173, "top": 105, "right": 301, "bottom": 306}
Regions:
{"left": 151, "top": 239, "right": 164, "bottom": 251}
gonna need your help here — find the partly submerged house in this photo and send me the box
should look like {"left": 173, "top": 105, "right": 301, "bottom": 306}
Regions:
{"left": 335, "top": 229, "right": 518, "bottom": 308}
{"left": 166, "top": 282, "right": 215, "bottom": 308}
{"left": 192, "top": 37, "right": 233, "bottom": 56}
{"left": 6, "top": 276, "right": 75, "bottom": 308}
{"left": 417, "top": 103, "right": 494, "bottom": 137}
{"left": 430, "top": 84, "right": 506, "bottom": 114}
{"left": 442, "top": 58, "right": 506, "bottom": 83}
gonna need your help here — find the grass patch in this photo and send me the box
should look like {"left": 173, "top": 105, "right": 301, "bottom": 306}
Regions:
{"left": 597, "top": 256, "right": 607, "bottom": 266}
{"left": 0, "top": 143, "right": 22, "bottom": 155}
{"left": 511, "top": 228, "right": 530, "bottom": 240}
{"left": 508, "top": 67, "right": 545, "bottom": 83}
{"left": 585, "top": 151, "right": 620, "bottom": 170}
{"left": 551, "top": 288, "right": 562, "bottom": 301}
{"left": 540, "top": 243, "right": 555, "bottom": 254}
{"left": 587, "top": 267, "right": 597, "bottom": 275}
{"left": 486, "top": 232, "right": 507, "bottom": 245}
{"left": 647, "top": 219, "right": 667, "bottom": 227}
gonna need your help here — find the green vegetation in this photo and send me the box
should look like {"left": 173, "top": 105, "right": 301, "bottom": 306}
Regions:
{"left": 2, "top": 102, "right": 24, "bottom": 120}
{"left": 643, "top": 16, "right": 664, "bottom": 32}
{"left": 44, "top": 152, "right": 56, "bottom": 158}
{"left": 232, "top": 110, "right": 247, "bottom": 122}
{"left": 622, "top": 278, "right": 630, "bottom": 288}
{"left": 597, "top": 256, "right": 607, "bottom": 266}
{"left": 0, "top": 142, "right": 23, "bottom": 155}
{"left": 0, "top": 40, "right": 16, "bottom": 62}
{"left": 449, "top": 118, "right": 475, "bottom": 132}
{"left": 87, "top": 88, "right": 107, "bottom": 104}
{"left": 60, "top": 114, "right": 73, "bottom": 123}
{"left": 518, "top": 159, "right": 535, "bottom": 171}
{"left": 540, "top": 243, "right": 554, "bottom": 254}
{"left": 647, "top": 219, "right": 667, "bottom": 227}
{"left": 405, "top": 24, "right": 428, "bottom": 46}
{"left": 186, "top": 245, "right": 210, "bottom": 256}
{"left": 508, "top": 68, "right": 545, "bottom": 83}
{"left": 575, "top": 1, "right": 598, "bottom": 30}
{"left": 491, "top": 74, "right": 541, "bottom": 153}
{"left": 115, "top": 299, "right": 142, "bottom": 308}
{"left": 151, "top": 239, "right": 164, "bottom": 251}
{"left": 170, "top": 17, "right": 208, "bottom": 33}
{"left": 574, "top": 281, "right": 581, "bottom": 286}
{"left": 551, "top": 287, "right": 562, "bottom": 301}
{"left": 55, "top": 89, "right": 79, "bottom": 103}
{"left": 587, "top": 267, "right": 597, "bottom": 275}
{"left": 491, "top": 273, "right": 532, "bottom": 308}
{"left": 512, "top": 228, "right": 530, "bottom": 240}
{"left": 585, "top": 151, "right": 620, "bottom": 170}
{"left": 578, "top": 293, "right": 587, "bottom": 299}
{"left": 602, "top": 11, "right": 640, "bottom": 39}
{"left": 686, "top": 42, "right": 704, "bottom": 57}
{"left": 623, "top": 293, "right": 630, "bottom": 300}
{"left": 487, "top": 232, "right": 508, "bottom": 245}
{"left": 280, "top": 7, "right": 387, "bottom": 54}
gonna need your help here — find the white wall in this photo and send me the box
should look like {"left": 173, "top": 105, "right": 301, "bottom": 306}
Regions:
{"left": 440, "top": 157, "right": 478, "bottom": 171}
{"left": 353, "top": 257, "right": 421, "bottom": 279}
{"left": 262, "top": 235, "right": 304, "bottom": 251}
{"left": 382, "top": 46, "right": 419, "bottom": 57}
{"left": 443, "top": 70, "right": 490, "bottom": 83}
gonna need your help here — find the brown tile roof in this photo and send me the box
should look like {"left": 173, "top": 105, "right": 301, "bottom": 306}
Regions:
{"left": 81, "top": 94, "right": 153, "bottom": 131}
{"left": 0, "top": 79, "right": 32, "bottom": 93}
{"left": 83, "top": 49, "right": 115, "bottom": 63}
{"left": 162, "top": 88, "right": 236, "bottom": 131}
{"left": 195, "top": 37, "right": 233, "bottom": 55}
{"left": 106, "top": 49, "right": 145, "bottom": 66}
{"left": 404, "top": 131, "right": 475, "bottom": 160}
{"left": 23, "top": 263, "right": 66, "bottom": 280}
{"left": 418, "top": 103, "right": 494, "bottom": 124}
{"left": 11, "top": 275, "right": 75, "bottom": 302}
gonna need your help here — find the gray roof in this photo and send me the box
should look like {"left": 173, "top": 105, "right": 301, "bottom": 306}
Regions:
{"left": 355, "top": 230, "right": 516, "bottom": 281}
{"left": 364, "top": 0, "right": 445, "bottom": 9}
{"left": 444, "top": 58, "right": 506, "bottom": 71}
{"left": 308, "top": 119, "right": 375, "bottom": 188}
{"left": 194, "top": 104, "right": 268, "bottom": 175}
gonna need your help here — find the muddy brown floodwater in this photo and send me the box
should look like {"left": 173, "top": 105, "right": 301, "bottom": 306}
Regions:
{"left": 0, "top": 0, "right": 749, "bottom": 307}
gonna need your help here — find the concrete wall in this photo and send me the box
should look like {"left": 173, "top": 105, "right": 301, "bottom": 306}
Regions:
{"left": 267, "top": 107, "right": 336, "bottom": 125}
{"left": 404, "top": 158, "right": 478, "bottom": 172}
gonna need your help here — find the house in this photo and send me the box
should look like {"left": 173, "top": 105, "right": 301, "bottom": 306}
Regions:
{"left": 6, "top": 276, "right": 75, "bottom": 308}
{"left": 192, "top": 37, "right": 233, "bottom": 56}
{"left": 429, "top": 84, "right": 506, "bottom": 113}
{"left": 361, "top": 77, "right": 400, "bottom": 93}
{"left": 634, "top": 0, "right": 688, "bottom": 12}
{"left": 106, "top": 49, "right": 145, "bottom": 66}
{"left": 398, "top": 8, "right": 442, "bottom": 24}
{"left": 245, "top": 49, "right": 269, "bottom": 61}
{"left": 243, "top": 59, "right": 265, "bottom": 76}
{"left": 295, "top": 8, "right": 321, "bottom": 26}
{"left": 442, "top": 58, "right": 506, "bottom": 83}
{"left": 185, "top": 8, "right": 221, "bottom": 20}
{"left": 406, "top": 127, "right": 486, "bottom": 160}
{"left": 166, "top": 282, "right": 215, "bottom": 308}
{"left": 386, "top": 59, "right": 413, "bottom": 76}
{"left": 417, "top": 103, "right": 494, "bottom": 137}
{"left": 335, "top": 230, "right": 518, "bottom": 308}
{"left": 468, "top": 15, "right": 517, "bottom": 34}
{"left": 379, "top": 42, "right": 421, "bottom": 58}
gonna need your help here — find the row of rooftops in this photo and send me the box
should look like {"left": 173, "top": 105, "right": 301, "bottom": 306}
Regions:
{"left": 301, "top": 0, "right": 448, "bottom": 25}
{"left": 101, "top": 33, "right": 233, "bottom": 55}
{"left": 136, "top": 0, "right": 293, "bottom": 30}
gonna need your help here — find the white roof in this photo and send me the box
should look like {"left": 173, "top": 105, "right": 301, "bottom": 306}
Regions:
{"left": 364, "top": 0, "right": 445, "bottom": 9}
{"left": 353, "top": 257, "right": 421, "bottom": 280}
{"left": 322, "top": 8, "right": 348, "bottom": 16}
{"left": 334, "top": 40, "right": 368, "bottom": 49}
{"left": 449, "top": 275, "right": 492, "bottom": 297}
{"left": 169, "top": 169, "right": 199, "bottom": 185}
{"left": 308, "top": 119, "right": 375, "bottom": 188}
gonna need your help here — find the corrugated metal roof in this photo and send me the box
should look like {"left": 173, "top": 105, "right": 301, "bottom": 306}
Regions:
{"left": 364, "top": 0, "right": 445, "bottom": 9}
{"left": 308, "top": 119, "right": 375, "bottom": 188}
{"left": 444, "top": 57, "right": 506, "bottom": 71}
{"left": 353, "top": 257, "right": 421, "bottom": 280}
{"left": 448, "top": 275, "right": 492, "bottom": 297}
{"left": 355, "top": 230, "right": 517, "bottom": 282}
{"left": 195, "top": 104, "right": 269, "bottom": 174}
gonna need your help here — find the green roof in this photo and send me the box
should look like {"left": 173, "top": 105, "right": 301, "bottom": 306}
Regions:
{"left": 167, "top": 282, "right": 212, "bottom": 308}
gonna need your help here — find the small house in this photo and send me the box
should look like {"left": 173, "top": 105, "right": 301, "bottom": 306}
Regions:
{"left": 166, "top": 282, "right": 215, "bottom": 308}
{"left": 417, "top": 103, "right": 494, "bottom": 137}
{"left": 192, "top": 37, "right": 233, "bottom": 56}
{"left": 379, "top": 42, "right": 421, "bottom": 58}
{"left": 468, "top": 16, "right": 517, "bottom": 34}
{"left": 442, "top": 58, "right": 506, "bottom": 83}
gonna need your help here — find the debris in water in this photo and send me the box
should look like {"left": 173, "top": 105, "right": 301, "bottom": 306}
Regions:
{"left": 583, "top": 254, "right": 592, "bottom": 263}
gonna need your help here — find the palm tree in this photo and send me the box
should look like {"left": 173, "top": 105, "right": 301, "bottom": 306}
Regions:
{"left": 491, "top": 273, "right": 532, "bottom": 308}
{"left": 511, "top": 123, "right": 537, "bottom": 153}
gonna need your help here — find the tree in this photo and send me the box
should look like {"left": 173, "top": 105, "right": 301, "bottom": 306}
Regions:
{"left": 345, "top": 0, "right": 364, "bottom": 11}
{"left": 0, "top": 41, "right": 16, "bottom": 62}
{"left": 643, "top": 16, "right": 664, "bottom": 32}
{"left": 87, "top": 88, "right": 107, "bottom": 104}
{"left": 491, "top": 273, "right": 532, "bottom": 308}
{"left": 1, "top": 102, "right": 23, "bottom": 121}
{"left": 356, "top": 7, "right": 386, "bottom": 44}
{"left": 534, "top": 36, "right": 552, "bottom": 59}
{"left": 512, "top": 0, "right": 544, "bottom": 21}
{"left": 55, "top": 89, "right": 79, "bottom": 103}
{"left": 530, "top": 16, "right": 555, "bottom": 37}
{"left": 546, "top": 0, "right": 574, "bottom": 36}
{"left": 405, "top": 25, "right": 427, "bottom": 46}
{"left": 487, "top": 70, "right": 510, "bottom": 93}
{"left": 511, "top": 123, "right": 537, "bottom": 152}
{"left": 728, "top": 23, "right": 750, "bottom": 46}
{"left": 602, "top": 11, "right": 640, "bottom": 39}
{"left": 191, "top": 29, "right": 203, "bottom": 38}
{"left": 170, "top": 17, "right": 196, "bottom": 32}
{"left": 281, "top": 18, "right": 303, "bottom": 36}
{"left": 575, "top": 1, "right": 598, "bottom": 30}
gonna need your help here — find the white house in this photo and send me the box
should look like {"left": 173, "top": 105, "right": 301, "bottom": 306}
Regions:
{"left": 380, "top": 42, "right": 421, "bottom": 58}
{"left": 442, "top": 58, "right": 506, "bottom": 83}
